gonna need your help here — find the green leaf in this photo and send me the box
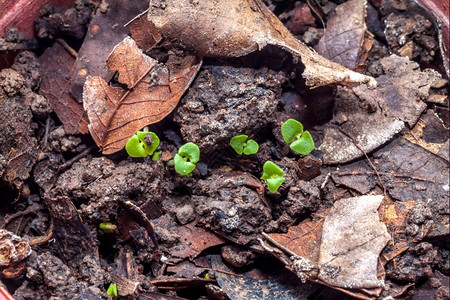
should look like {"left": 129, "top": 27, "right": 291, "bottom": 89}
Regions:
{"left": 178, "top": 142, "right": 200, "bottom": 163}
{"left": 99, "top": 222, "right": 117, "bottom": 233}
{"left": 261, "top": 161, "right": 285, "bottom": 193}
{"left": 107, "top": 283, "right": 118, "bottom": 297}
{"left": 152, "top": 150, "right": 162, "bottom": 161}
{"left": 174, "top": 153, "right": 196, "bottom": 176}
{"left": 281, "top": 119, "right": 303, "bottom": 143}
{"left": 136, "top": 131, "right": 160, "bottom": 155}
{"left": 290, "top": 131, "right": 315, "bottom": 155}
{"left": 243, "top": 139, "right": 259, "bottom": 155}
{"left": 230, "top": 135, "right": 248, "bottom": 155}
{"left": 125, "top": 135, "right": 147, "bottom": 157}
{"left": 261, "top": 161, "right": 284, "bottom": 179}
{"left": 267, "top": 176, "right": 286, "bottom": 193}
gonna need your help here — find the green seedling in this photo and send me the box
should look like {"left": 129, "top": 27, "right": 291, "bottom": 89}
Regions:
{"left": 281, "top": 119, "right": 315, "bottom": 155}
{"left": 230, "top": 134, "right": 259, "bottom": 155}
{"left": 261, "top": 161, "right": 285, "bottom": 193}
{"left": 107, "top": 283, "right": 118, "bottom": 297}
{"left": 99, "top": 222, "right": 117, "bottom": 233}
{"left": 174, "top": 142, "right": 200, "bottom": 177}
{"left": 125, "top": 131, "right": 160, "bottom": 158}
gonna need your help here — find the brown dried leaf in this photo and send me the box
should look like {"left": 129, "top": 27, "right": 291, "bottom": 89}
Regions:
{"left": 70, "top": 0, "right": 149, "bottom": 102}
{"left": 318, "top": 195, "right": 390, "bottom": 289}
{"left": 268, "top": 217, "right": 324, "bottom": 269}
{"left": 126, "top": 11, "right": 162, "bottom": 52}
{"left": 83, "top": 37, "right": 201, "bottom": 154}
{"left": 315, "top": 0, "right": 371, "bottom": 69}
{"left": 170, "top": 222, "right": 225, "bottom": 262}
{"left": 147, "top": 0, "right": 376, "bottom": 88}
{"left": 39, "top": 42, "right": 89, "bottom": 134}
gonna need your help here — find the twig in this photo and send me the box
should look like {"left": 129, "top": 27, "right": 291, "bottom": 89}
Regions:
{"left": 28, "top": 216, "right": 54, "bottom": 246}
{"left": 335, "top": 171, "right": 447, "bottom": 184}
{"left": 56, "top": 38, "right": 78, "bottom": 59}
{"left": 337, "top": 127, "right": 387, "bottom": 196}
{"left": 3, "top": 208, "right": 38, "bottom": 227}
{"left": 59, "top": 145, "right": 95, "bottom": 172}
{"left": 202, "top": 267, "right": 243, "bottom": 277}
{"left": 121, "top": 200, "right": 159, "bottom": 249}
{"left": 44, "top": 116, "right": 50, "bottom": 148}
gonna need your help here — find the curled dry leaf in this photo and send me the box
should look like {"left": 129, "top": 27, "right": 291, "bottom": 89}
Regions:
{"left": 147, "top": 0, "right": 376, "bottom": 88}
{"left": 83, "top": 37, "right": 201, "bottom": 154}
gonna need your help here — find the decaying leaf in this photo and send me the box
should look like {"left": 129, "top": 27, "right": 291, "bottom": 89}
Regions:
{"left": 126, "top": 11, "right": 162, "bottom": 52}
{"left": 373, "top": 137, "right": 449, "bottom": 207}
{"left": 83, "top": 37, "right": 201, "bottom": 154}
{"left": 267, "top": 217, "right": 324, "bottom": 282}
{"left": 210, "top": 255, "right": 318, "bottom": 300}
{"left": 39, "top": 42, "right": 89, "bottom": 135}
{"left": 147, "top": 0, "right": 376, "bottom": 88}
{"left": 262, "top": 195, "right": 391, "bottom": 297}
{"left": 170, "top": 222, "right": 225, "bottom": 263}
{"left": 315, "top": 0, "right": 373, "bottom": 69}
{"left": 70, "top": 0, "right": 149, "bottom": 102}
{"left": 319, "top": 55, "right": 441, "bottom": 164}
{"left": 318, "top": 195, "right": 390, "bottom": 289}
{"left": 403, "top": 109, "right": 449, "bottom": 161}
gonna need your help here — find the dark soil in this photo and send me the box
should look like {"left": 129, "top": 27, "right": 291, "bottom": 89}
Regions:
{"left": 0, "top": 0, "right": 448, "bottom": 299}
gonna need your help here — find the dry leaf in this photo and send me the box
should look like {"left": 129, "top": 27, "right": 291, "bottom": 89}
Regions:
{"left": 319, "top": 55, "right": 440, "bottom": 164}
{"left": 210, "top": 255, "right": 318, "bottom": 300}
{"left": 315, "top": 0, "right": 372, "bottom": 69}
{"left": 83, "top": 37, "right": 201, "bottom": 154}
{"left": 126, "top": 11, "right": 162, "bottom": 52}
{"left": 170, "top": 222, "right": 225, "bottom": 262}
{"left": 147, "top": 0, "right": 376, "bottom": 88}
{"left": 39, "top": 42, "right": 89, "bottom": 135}
{"left": 263, "top": 196, "right": 391, "bottom": 297}
{"left": 70, "top": 0, "right": 149, "bottom": 102}
{"left": 318, "top": 195, "right": 390, "bottom": 289}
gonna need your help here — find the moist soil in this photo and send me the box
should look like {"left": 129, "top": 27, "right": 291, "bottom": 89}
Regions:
{"left": 0, "top": 0, "right": 448, "bottom": 299}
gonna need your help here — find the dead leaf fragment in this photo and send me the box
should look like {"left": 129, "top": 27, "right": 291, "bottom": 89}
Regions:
{"left": 170, "top": 222, "right": 225, "bottom": 262}
{"left": 70, "top": 0, "right": 149, "bottom": 102}
{"left": 318, "top": 195, "right": 390, "bottom": 289}
{"left": 319, "top": 55, "right": 440, "bottom": 164}
{"left": 126, "top": 11, "right": 162, "bottom": 52}
{"left": 147, "top": 0, "right": 376, "bottom": 88}
{"left": 83, "top": 37, "right": 201, "bottom": 154}
{"left": 315, "top": 0, "right": 372, "bottom": 69}
{"left": 39, "top": 42, "right": 89, "bottom": 135}
{"left": 210, "top": 255, "right": 318, "bottom": 300}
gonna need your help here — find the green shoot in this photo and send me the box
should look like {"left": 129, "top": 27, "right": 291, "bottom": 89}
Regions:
{"left": 125, "top": 131, "right": 160, "bottom": 158}
{"left": 174, "top": 142, "right": 200, "bottom": 177}
{"left": 281, "top": 119, "right": 314, "bottom": 155}
{"left": 230, "top": 135, "right": 259, "bottom": 155}
{"left": 107, "top": 283, "right": 118, "bottom": 297}
{"left": 261, "top": 161, "right": 285, "bottom": 193}
{"left": 99, "top": 222, "right": 117, "bottom": 233}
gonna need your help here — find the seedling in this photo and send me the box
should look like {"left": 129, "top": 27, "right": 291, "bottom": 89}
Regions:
{"left": 174, "top": 142, "right": 200, "bottom": 177}
{"left": 230, "top": 135, "right": 259, "bottom": 155}
{"left": 125, "top": 131, "right": 160, "bottom": 158}
{"left": 99, "top": 222, "right": 117, "bottom": 233}
{"left": 261, "top": 161, "right": 285, "bottom": 193}
{"left": 281, "top": 119, "right": 315, "bottom": 155}
{"left": 107, "top": 283, "right": 118, "bottom": 297}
